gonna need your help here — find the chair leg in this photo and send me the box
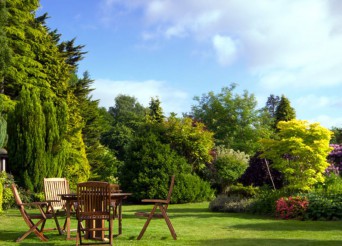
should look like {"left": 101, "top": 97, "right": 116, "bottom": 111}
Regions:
{"left": 137, "top": 204, "right": 158, "bottom": 240}
{"left": 17, "top": 219, "right": 48, "bottom": 242}
{"left": 52, "top": 213, "right": 62, "bottom": 235}
{"left": 109, "top": 218, "right": 113, "bottom": 246}
{"left": 76, "top": 220, "right": 81, "bottom": 246}
{"left": 159, "top": 204, "right": 177, "bottom": 239}
{"left": 63, "top": 216, "right": 67, "bottom": 232}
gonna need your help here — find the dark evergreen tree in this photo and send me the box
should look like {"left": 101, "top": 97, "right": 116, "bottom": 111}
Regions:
{"left": 265, "top": 94, "right": 280, "bottom": 118}
{"left": 102, "top": 95, "right": 146, "bottom": 160}
{"left": 3, "top": 0, "right": 90, "bottom": 190}
{"left": 75, "top": 72, "right": 120, "bottom": 182}
{"left": 58, "top": 38, "right": 86, "bottom": 68}
{"left": 0, "top": 114, "right": 6, "bottom": 148}
{"left": 0, "top": 0, "right": 10, "bottom": 92}
{"left": 148, "top": 97, "right": 164, "bottom": 123}
{"left": 7, "top": 87, "right": 47, "bottom": 191}
{"left": 274, "top": 95, "right": 296, "bottom": 129}
{"left": 330, "top": 127, "right": 342, "bottom": 144}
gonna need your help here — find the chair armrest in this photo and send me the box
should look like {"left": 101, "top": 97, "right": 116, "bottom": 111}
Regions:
{"left": 46, "top": 199, "right": 60, "bottom": 203}
{"left": 21, "top": 202, "right": 49, "bottom": 218}
{"left": 22, "top": 201, "right": 49, "bottom": 206}
{"left": 141, "top": 199, "right": 169, "bottom": 204}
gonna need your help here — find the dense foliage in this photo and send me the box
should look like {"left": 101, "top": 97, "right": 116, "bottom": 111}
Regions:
{"left": 327, "top": 144, "right": 342, "bottom": 171}
{"left": 274, "top": 95, "right": 296, "bottom": 129}
{"left": 2, "top": 0, "right": 342, "bottom": 215}
{"left": 275, "top": 196, "right": 308, "bottom": 220}
{"left": 191, "top": 84, "right": 272, "bottom": 155}
{"left": 161, "top": 115, "right": 214, "bottom": 173}
{"left": 212, "top": 147, "right": 249, "bottom": 192}
{"left": 119, "top": 127, "right": 213, "bottom": 203}
{"left": 239, "top": 152, "right": 283, "bottom": 189}
{"left": 0, "top": 113, "right": 6, "bottom": 148}
{"left": 330, "top": 127, "right": 342, "bottom": 144}
{"left": 260, "top": 120, "right": 332, "bottom": 192}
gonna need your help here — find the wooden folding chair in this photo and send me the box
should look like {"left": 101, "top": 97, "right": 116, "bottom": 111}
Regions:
{"left": 135, "top": 175, "right": 177, "bottom": 240}
{"left": 43, "top": 177, "right": 71, "bottom": 234}
{"left": 76, "top": 181, "right": 115, "bottom": 246}
{"left": 11, "top": 183, "right": 56, "bottom": 242}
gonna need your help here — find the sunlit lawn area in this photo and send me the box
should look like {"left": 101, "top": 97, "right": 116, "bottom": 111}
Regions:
{"left": 1, "top": 202, "right": 342, "bottom": 246}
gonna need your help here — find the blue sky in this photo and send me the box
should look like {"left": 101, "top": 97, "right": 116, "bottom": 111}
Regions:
{"left": 37, "top": 0, "right": 342, "bottom": 129}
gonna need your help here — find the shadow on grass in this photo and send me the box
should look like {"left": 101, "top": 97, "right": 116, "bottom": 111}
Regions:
{"left": 229, "top": 221, "right": 342, "bottom": 232}
{"left": 2, "top": 229, "right": 342, "bottom": 246}
{"left": 129, "top": 206, "right": 271, "bottom": 220}
{"left": 192, "top": 238, "right": 342, "bottom": 246}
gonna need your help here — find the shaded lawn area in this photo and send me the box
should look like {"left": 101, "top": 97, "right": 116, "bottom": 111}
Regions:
{"left": 1, "top": 202, "right": 342, "bottom": 245}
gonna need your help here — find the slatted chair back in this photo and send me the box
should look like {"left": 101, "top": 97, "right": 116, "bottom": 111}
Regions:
{"left": 166, "top": 175, "right": 175, "bottom": 204}
{"left": 76, "top": 181, "right": 114, "bottom": 246}
{"left": 44, "top": 178, "right": 70, "bottom": 211}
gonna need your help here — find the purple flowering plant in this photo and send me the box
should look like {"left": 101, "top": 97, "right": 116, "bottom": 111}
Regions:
{"left": 326, "top": 144, "right": 342, "bottom": 175}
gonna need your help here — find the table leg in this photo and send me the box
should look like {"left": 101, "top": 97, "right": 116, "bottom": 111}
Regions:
{"left": 65, "top": 201, "right": 72, "bottom": 240}
{"left": 118, "top": 199, "right": 122, "bottom": 235}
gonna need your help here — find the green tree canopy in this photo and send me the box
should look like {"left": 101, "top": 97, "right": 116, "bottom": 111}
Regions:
{"left": 0, "top": 0, "right": 11, "bottom": 90}
{"left": 191, "top": 84, "right": 272, "bottom": 155}
{"left": 264, "top": 94, "right": 280, "bottom": 118}
{"left": 330, "top": 127, "right": 342, "bottom": 144}
{"left": 214, "top": 146, "right": 249, "bottom": 192}
{"left": 260, "top": 119, "right": 333, "bottom": 192}
{"left": 2, "top": 0, "right": 91, "bottom": 190}
{"left": 101, "top": 95, "right": 147, "bottom": 160}
{"left": 147, "top": 97, "right": 164, "bottom": 123}
{"left": 162, "top": 115, "right": 214, "bottom": 173}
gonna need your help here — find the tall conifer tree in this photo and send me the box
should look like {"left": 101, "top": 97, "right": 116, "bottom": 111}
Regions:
{"left": 274, "top": 95, "right": 296, "bottom": 129}
{"left": 8, "top": 86, "right": 46, "bottom": 191}
{"left": 4, "top": 0, "right": 90, "bottom": 190}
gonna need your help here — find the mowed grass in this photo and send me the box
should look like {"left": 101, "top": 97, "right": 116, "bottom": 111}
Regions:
{"left": 1, "top": 202, "right": 342, "bottom": 245}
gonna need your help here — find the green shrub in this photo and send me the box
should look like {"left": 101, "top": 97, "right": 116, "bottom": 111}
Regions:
{"left": 214, "top": 147, "right": 249, "bottom": 192}
{"left": 314, "top": 174, "right": 342, "bottom": 194}
{"left": 0, "top": 171, "right": 8, "bottom": 212}
{"left": 209, "top": 194, "right": 253, "bottom": 212}
{"left": 32, "top": 192, "right": 45, "bottom": 202}
{"left": 0, "top": 181, "right": 3, "bottom": 213}
{"left": 2, "top": 187, "right": 14, "bottom": 209}
{"left": 172, "top": 173, "right": 214, "bottom": 203}
{"left": 120, "top": 131, "right": 214, "bottom": 203}
{"left": 305, "top": 193, "right": 342, "bottom": 220}
{"left": 224, "top": 183, "right": 259, "bottom": 198}
{"left": 248, "top": 187, "right": 290, "bottom": 215}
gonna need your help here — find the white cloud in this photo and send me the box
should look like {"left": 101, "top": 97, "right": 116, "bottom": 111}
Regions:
{"left": 91, "top": 79, "right": 190, "bottom": 116}
{"left": 95, "top": 0, "right": 342, "bottom": 127}
{"left": 212, "top": 35, "right": 238, "bottom": 66}
{"left": 110, "top": 0, "right": 342, "bottom": 89}
{"left": 296, "top": 95, "right": 332, "bottom": 109}
{"left": 307, "top": 115, "right": 342, "bottom": 129}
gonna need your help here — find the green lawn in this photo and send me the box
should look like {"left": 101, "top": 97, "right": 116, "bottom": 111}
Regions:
{"left": 1, "top": 202, "right": 342, "bottom": 245}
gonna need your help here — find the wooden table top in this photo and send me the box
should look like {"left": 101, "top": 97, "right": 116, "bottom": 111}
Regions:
{"left": 59, "top": 192, "right": 132, "bottom": 200}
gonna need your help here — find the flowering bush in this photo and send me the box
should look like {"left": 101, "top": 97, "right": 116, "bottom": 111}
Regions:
{"left": 275, "top": 196, "right": 309, "bottom": 220}
{"left": 327, "top": 144, "right": 342, "bottom": 172}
